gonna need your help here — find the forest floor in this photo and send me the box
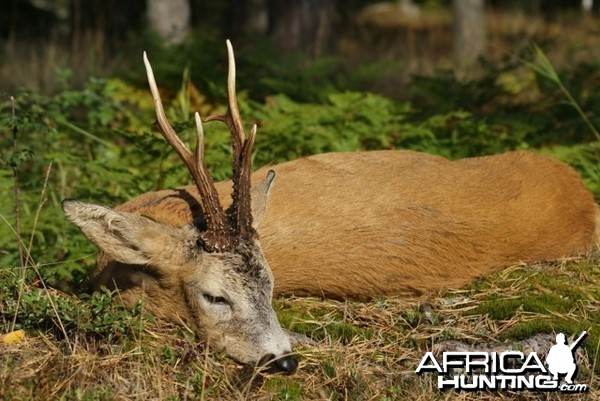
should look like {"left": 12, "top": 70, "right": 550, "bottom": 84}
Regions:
{"left": 2, "top": 252, "right": 599, "bottom": 400}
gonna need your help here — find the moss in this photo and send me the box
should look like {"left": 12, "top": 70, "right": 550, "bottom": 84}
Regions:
{"left": 468, "top": 293, "right": 574, "bottom": 320}
{"left": 275, "top": 300, "right": 373, "bottom": 343}
{"left": 264, "top": 377, "right": 303, "bottom": 401}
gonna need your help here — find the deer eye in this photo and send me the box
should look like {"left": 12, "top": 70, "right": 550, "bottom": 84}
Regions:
{"left": 203, "top": 293, "right": 229, "bottom": 306}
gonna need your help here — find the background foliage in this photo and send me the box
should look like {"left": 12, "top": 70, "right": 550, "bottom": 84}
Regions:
{"left": 1, "top": 39, "right": 599, "bottom": 286}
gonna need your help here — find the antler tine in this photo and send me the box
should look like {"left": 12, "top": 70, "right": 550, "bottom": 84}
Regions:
{"left": 205, "top": 39, "right": 245, "bottom": 154}
{"left": 193, "top": 112, "right": 205, "bottom": 168}
{"left": 143, "top": 52, "right": 192, "bottom": 162}
{"left": 235, "top": 123, "right": 257, "bottom": 237}
{"left": 204, "top": 41, "right": 257, "bottom": 239}
{"left": 143, "top": 52, "right": 230, "bottom": 251}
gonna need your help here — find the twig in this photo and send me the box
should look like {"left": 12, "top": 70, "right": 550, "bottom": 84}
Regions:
{"left": 27, "top": 161, "right": 54, "bottom": 257}
{"left": 11, "top": 96, "right": 25, "bottom": 270}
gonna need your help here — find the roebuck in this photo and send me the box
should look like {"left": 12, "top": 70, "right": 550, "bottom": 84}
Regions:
{"left": 63, "top": 41, "right": 600, "bottom": 374}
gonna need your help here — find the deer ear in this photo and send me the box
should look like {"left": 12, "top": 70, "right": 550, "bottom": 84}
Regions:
{"left": 62, "top": 199, "right": 191, "bottom": 266}
{"left": 251, "top": 170, "right": 275, "bottom": 230}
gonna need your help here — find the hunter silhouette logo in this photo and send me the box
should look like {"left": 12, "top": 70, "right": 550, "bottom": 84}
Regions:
{"left": 416, "top": 331, "right": 588, "bottom": 393}
{"left": 546, "top": 331, "right": 587, "bottom": 384}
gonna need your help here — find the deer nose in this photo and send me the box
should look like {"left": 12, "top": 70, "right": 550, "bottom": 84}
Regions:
{"left": 273, "top": 354, "right": 298, "bottom": 375}
{"left": 261, "top": 353, "right": 298, "bottom": 375}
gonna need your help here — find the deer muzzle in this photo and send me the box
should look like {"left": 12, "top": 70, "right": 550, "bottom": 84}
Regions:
{"left": 258, "top": 352, "right": 299, "bottom": 375}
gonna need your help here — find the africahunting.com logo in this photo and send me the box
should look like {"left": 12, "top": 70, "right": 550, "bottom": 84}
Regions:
{"left": 416, "top": 331, "right": 588, "bottom": 393}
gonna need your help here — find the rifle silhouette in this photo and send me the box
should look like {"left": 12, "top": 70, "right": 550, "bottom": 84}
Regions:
{"left": 569, "top": 331, "right": 587, "bottom": 351}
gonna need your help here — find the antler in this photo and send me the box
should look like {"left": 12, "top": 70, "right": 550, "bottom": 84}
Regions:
{"left": 205, "top": 40, "right": 257, "bottom": 239}
{"left": 143, "top": 40, "right": 257, "bottom": 250}
{"left": 143, "top": 52, "right": 231, "bottom": 251}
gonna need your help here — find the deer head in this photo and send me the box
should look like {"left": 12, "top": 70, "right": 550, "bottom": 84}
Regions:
{"left": 62, "top": 41, "right": 297, "bottom": 374}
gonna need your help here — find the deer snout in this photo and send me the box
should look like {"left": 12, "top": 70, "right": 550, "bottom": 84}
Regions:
{"left": 259, "top": 353, "right": 299, "bottom": 375}
{"left": 273, "top": 354, "right": 298, "bottom": 375}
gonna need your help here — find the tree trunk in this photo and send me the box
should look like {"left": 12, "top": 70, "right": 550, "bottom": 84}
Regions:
{"left": 452, "top": 0, "right": 485, "bottom": 68}
{"left": 268, "top": 0, "right": 335, "bottom": 57}
{"left": 229, "top": 0, "right": 269, "bottom": 37}
{"left": 147, "top": 0, "right": 191, "bottom": 46}
{"left": 246, "top": 0, "right": 269, "bottom": 35}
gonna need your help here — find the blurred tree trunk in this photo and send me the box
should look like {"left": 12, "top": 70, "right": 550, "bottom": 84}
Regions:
{"left": 147, "top": 0, "right": 191, "bottom": 46}
{"left": 229, "top": 0, "right": 269, "bottom": 36}
{"left": 268, "top": 0, "right": 335, "bottom": 57}
{"left": 246, "top": 0, "right": 269, "bottom": 34}
{"left": 452, "top": 0, "right": 485, "bottom": 69}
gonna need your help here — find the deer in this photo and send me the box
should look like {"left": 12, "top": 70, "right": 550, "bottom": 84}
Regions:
{"left": 62, "top": 41, "right": 600, "bottom": 375}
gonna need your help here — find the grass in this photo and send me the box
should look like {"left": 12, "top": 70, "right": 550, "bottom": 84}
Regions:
{"left": 2, "top": 253, "right": 600, "bottom": 400}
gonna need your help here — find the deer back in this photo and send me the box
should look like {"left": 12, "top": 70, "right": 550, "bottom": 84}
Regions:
{"left": 98, "top": 149, "right": 599, "bottom": 301}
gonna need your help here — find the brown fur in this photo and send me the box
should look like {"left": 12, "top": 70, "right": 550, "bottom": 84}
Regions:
{"left": 94, "top": 149, "right": 599, "bottom": 308}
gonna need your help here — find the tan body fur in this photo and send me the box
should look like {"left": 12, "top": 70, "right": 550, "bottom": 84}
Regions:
{"left": 93, "top": 149, "right": 599, "bottom": 320}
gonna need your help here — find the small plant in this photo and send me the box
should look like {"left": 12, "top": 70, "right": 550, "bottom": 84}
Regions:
{"left": 525, "top": 45, "right": 600, "bottom": 142}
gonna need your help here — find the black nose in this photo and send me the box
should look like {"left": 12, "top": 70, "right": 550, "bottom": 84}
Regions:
{"left": 273, "top": 354, "right": 298, "bottom": 375}
{"left": 261, "top": 353, "right": 299, "bottom": 375}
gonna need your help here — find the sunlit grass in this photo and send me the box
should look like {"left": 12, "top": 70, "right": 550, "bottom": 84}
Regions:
{"left": 2, "top": 253, "right": 600, "bottom": 399}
